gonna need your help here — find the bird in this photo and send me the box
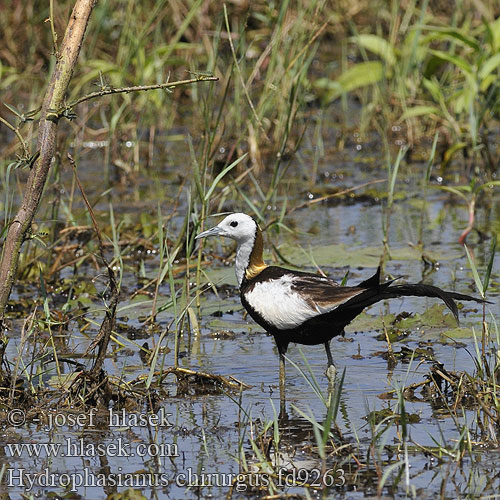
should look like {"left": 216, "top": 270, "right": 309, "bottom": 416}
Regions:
{"left": 196, "top": 212, "right": 485, "bottom": 402}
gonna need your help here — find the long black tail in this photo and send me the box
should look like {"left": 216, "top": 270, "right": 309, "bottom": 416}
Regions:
{"left": 343, "top": 267, "right": 485, "bottom": 323}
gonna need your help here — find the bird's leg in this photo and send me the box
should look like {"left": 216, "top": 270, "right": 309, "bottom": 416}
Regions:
{"left": 325, "top": 341, "right": 337, "bottom": 385}
{"left": 279, "top": 350, "right": 286, "bottom": 410}
{"left": 276, "top": 342, "right": 287, "bottom": 416}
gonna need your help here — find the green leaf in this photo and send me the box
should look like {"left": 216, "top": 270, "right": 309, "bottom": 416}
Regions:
{"left": 475, "top": 180, "right": 500, "bottom": 194}
{"left": 431, "top": 184, "right": 470, "bottom": 201}
{"left": 428, "top": 49, "right": 472, "bottom": 74}
{"left": 204, "top": 153, "right": 248, "bottom": 202}
{"left": 352, "top": 34, "right": 396, "bottom": 66}
{"left": 423, "top": 27, "right": 480, "bottom": 51}
{"left": 480, "top": 74, "right": 497, "bottom": 92}
{"left": 3, "top": 102, "right": 22, "bottom": 118}
{"left": 315, "top": 61, "right": 384, "bottom": 102}
{"left": 388, "top": 146, "right": 407, "bottom": 207}
{"left": 442, "top": 142, "right": 467, "bottom": 167}
{"left": 340, "top": 270, "right": 349, "bottom": 286}
{"left": 464, "top": 244, "right": 484, "bottom": 298}
{"left": 379, "top": 461, "right": 405, "bottom": 494}
{"left": 422, "top": 77, "right": 443, "bottom": 102}
{"left": 490, "top": 17, "right": 500, "bottom": 51}
{"left": 479, "top": 53, "right": 500, "bottom": 81}
{"left": 399, "top": 105, "right": 440, "bottom": 121}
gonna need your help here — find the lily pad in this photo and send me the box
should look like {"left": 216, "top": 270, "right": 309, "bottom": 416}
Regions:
{"left": 386, "top": 304, "right": 457, "bottom": 330}
{"left": 346, "top": 304, "right": 457, "bottom": 338}
{"left": 203, "top": 267, "right": 238, "bottom": 286}
{"left": 202, "top": 301, "right": 241, "bottom": 317}
{"left": 346, "top": 311, "right": 395, "bottom": 333}
{"left": 281, "top": 242, "right": 461, "bottom": 270}
{"left": 364, "top": 407, "right": 421, "bottom": 425}
{"left": 117, "top": 297, "right": 155, "bottom": 320}
{"left": 412, "top": 303, "right": 457, "bottom": 328}
{"left": 206, "top": 317, "right": 248, "bottom": 332}
{"left": 283, "top": 243, "right": 381, "bottom": 268}
{"left": 439, "top": 327, "right": 474, "bottom": 339}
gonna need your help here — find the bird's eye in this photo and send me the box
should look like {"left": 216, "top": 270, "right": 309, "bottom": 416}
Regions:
{"left": 230, "top": 221, "right": 238, "bottom": 228}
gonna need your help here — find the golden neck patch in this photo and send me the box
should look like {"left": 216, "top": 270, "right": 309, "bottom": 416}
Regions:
{"left": 245, "top": 228, "right": 268, "bottom": 280}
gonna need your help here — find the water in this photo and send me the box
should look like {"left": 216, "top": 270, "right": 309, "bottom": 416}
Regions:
{"left": 1, "top": 127, "right": 499, "bottom": 499}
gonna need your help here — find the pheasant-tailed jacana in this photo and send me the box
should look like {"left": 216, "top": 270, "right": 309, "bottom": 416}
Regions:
{"left": 196, "top": 213, "right": 484, "bottom": 401}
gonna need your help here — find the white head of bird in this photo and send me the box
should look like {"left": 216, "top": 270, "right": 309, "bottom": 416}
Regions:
{"left": 196, "top": 213, "right": 267, "bottom": 287}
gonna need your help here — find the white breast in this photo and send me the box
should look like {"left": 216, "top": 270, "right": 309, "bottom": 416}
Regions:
{"left": 244, "top": 275, "right": 339, "bottom": 330}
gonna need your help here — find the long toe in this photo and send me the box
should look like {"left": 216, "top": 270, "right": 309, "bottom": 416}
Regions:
{"left": 326, "top": 364, "right": 337, "bottom": 383}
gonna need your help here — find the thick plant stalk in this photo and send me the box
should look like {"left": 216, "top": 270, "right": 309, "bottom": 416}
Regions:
{"left": 0, "top": 0, "right": 96, "bottom": 324}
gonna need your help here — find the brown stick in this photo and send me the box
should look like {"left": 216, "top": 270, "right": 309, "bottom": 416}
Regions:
{"left": 59, "top": 76, "right": 218, "bottom": 115}
{"left": 0, "top": 0, "right": 96, "bottom": 325}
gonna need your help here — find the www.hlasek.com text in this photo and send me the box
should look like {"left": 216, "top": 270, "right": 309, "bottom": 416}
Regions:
{"left": 7, "top": 437, "right": 178, "bottom": 459}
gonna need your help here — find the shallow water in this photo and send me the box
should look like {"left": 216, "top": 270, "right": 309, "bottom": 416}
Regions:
{"left": 2, "top": 123, "right": 500, "bottom": 499}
